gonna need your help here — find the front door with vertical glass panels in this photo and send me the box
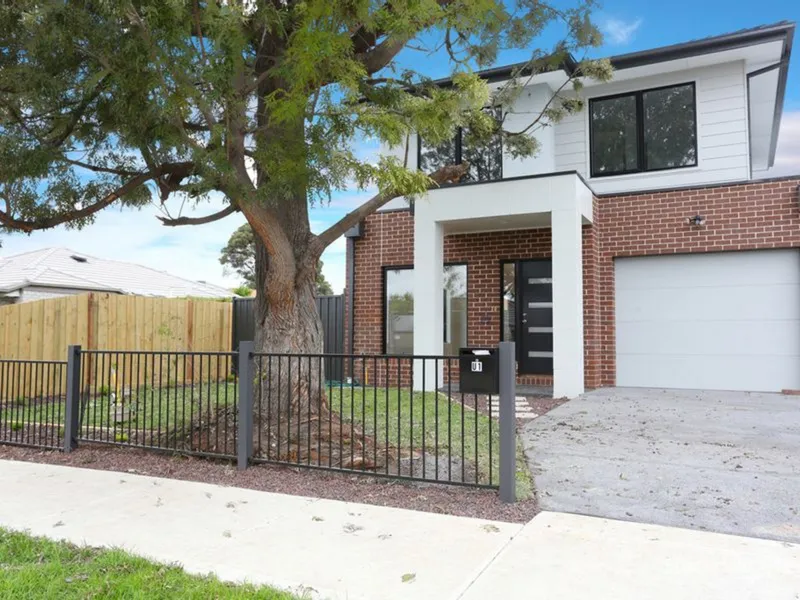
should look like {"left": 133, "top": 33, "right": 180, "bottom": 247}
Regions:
{"left": 505, "top": 260, "right": 553, "bottom": 374}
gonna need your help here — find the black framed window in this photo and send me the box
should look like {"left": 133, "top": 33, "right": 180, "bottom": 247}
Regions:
{"left": 590, "top": 82, "right": 697, "bottom": 177}
{"left": 418, "top": 109, "right": 503, "bottom": 183}
{"left": 384, "top": 265, "right": 468, "bottom": 355}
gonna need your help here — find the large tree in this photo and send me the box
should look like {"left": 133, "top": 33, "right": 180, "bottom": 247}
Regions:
{"left": 221, "top": 223, "right": 334, "bottom": 294}
{"left": 0, "top": 1, "right": 609, "bottom": 462}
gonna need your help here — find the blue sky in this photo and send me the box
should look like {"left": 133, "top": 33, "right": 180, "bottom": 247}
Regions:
{"left": 2, "top": 2, "right": 798, "bottom": 294}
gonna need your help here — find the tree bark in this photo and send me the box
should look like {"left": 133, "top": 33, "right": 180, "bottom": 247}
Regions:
{"left": 248, "top": 202, "right": 380, "bottom": 468}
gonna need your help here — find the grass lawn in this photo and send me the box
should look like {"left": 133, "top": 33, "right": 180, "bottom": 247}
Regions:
{"left": 329, "top": 387, "right": 532, "bottom": 497}
{"left": 0, "top": 528, "right": 299, "bottom": 599}
{"left": 1, "top": 382, "right": 238, "bottom": 435}
{"left": 2, "top": 382, "right": 532, "bottom": 498}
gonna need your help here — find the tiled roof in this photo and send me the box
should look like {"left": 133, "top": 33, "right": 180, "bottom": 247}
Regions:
{"left": 0, "top": 247, "right": 232, "bottom": 298}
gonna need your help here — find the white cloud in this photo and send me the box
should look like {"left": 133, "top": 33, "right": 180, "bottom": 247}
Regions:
{"left": 2, "top": 194, "right": 247, "bottom": 289}
{"left": 601, "top": 17, "right": 643, "bottom": 45}
{"left": 767, "top": 110, "right": 800, "bottom": 177}
{"left": 0, "top": 191, "right": 353, "bottom": 294}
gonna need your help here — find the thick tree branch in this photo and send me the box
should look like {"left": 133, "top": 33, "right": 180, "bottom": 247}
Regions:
{"left": 313, "top": 163, "right": 468, "bottom": 251}
{"left": 0, "top": 172, "right": 152, "bottom": 233}
{"left": 157, "top": 203, "right": 239, "bottom": 227}
{"left": 353, "top": 0, "right": 455, "bottom": 75}
{"left": 0, "top": 161, "right": 194, "bottom": 233}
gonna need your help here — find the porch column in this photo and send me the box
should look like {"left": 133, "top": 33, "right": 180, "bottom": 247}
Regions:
{"left": 551, "top": 206, "right": 584, "bottom": 398}
{"left": 412, "top": 216, "right": 444, "bottom": 391}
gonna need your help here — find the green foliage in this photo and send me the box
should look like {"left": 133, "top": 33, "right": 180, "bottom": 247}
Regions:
{"left": 14, "top": 397, "right": 26, "bottom": 406}
{"left": 232, "top": 285, "right": 252, "bottom": 297}
{"left": 0, "top": 1, "right": 608, "bottom": 238}
{"left": 114, "top": 433, "right": 129, "bottom": 443}
{"left": 98, "top": 385, "right": 111, "bottom": 397}
{"left": 0, "top": 528, "right": 299, "bottom": 599}
{"left": 10, "top": 422, "right": 23, "bottom": 432}
{"left": 221, "top": 224, "right": 336, "bottom": 294}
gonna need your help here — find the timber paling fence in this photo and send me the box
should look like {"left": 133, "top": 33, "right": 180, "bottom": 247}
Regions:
{"left": 0, "top": 343, "right": 518, "bottom": 501}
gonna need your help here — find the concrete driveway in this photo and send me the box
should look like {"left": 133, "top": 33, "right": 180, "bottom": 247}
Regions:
{"left": 521, "top": 388, "right": 800, "bottom": 543}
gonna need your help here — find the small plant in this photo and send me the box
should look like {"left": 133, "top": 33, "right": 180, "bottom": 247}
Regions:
{"left": 10, "top": 422, "right": 23, "bottom": 432}
{"left": 14, "top": 397, "right": 26, "bottom": 406}
{"left": 226, "top": 373, "right": 237, "bottom": 383}
{"left": 114, "top": 433, "right": 129, "bottom": 443}
{"left": 98, "top": 385, "right": 111, "bottom": 397}
{"left": 232, "top": 285, "right": 252, "bottom": 297}
{"left": 58, "top": 426, "right": 65, "bottom": 437}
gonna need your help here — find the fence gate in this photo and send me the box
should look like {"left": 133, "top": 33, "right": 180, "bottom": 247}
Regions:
{"left": 231, "top": 295, "right": 345, "bottom": 381}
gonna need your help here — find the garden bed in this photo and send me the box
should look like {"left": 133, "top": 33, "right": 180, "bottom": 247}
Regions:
{"left": 0, "top": 444, "right": 539, "bottom": 523}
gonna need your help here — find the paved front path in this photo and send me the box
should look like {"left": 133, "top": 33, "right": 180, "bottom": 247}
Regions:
{"left": 522, "top": 388, "right": 800, "bottom": 542}
{"left": 1, "top": 460, "right": 799, "bottom": 599}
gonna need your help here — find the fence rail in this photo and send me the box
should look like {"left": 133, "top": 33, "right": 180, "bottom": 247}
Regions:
{"left": 0, "top": 359, "right": 67, "bottom": 449}
{"left": 76, "top": 350, "right": 238, "bottom": 459}
{"left": 0, "top": 343, "right": 517, "bottom": 500}
{"left": 247, "top": 353, "right": 499, "bottom": 487}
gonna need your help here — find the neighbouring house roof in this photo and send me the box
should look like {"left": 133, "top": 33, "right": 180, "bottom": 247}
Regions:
{"left": 0, "top": 247, "right": 233, "bottom": 299}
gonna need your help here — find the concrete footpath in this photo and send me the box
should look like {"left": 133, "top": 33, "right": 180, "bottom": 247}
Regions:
{"left": 0, "top": 460, "right": 798, "bottom": 600}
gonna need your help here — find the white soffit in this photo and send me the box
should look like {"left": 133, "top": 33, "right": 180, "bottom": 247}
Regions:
{"left": 749, "top": 66, "right": 781, "bottom": 172}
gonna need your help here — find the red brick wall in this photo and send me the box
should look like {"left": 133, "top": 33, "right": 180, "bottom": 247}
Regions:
{"left": 351, "top": 211, "right": 562, "bottom": 386}
{"left": 349, "top": 177, "right": 800, "bottom": 389}
{"left": 594, "top": 176, "right": 800, "bottom": 386}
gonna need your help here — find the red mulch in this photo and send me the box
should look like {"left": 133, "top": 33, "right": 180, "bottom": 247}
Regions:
{"left": 0, "top": 443, "right": 539, "bottom": 523}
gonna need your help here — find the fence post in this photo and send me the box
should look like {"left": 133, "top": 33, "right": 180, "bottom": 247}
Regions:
{"left": 498, "top": 341, "right": 516, "bottom": 503}
{"left": 63, "top": 345, "right": 82, "bottom": 452}
{"left": 237, "top": 341, "right": 254, "bottom": 470}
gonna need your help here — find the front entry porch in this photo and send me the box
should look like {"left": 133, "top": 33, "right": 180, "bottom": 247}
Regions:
{"left": 411, "top": 173, "right": 594, "bottom": 398}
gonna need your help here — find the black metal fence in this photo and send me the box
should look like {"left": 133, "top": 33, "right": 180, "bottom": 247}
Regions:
{"left": 232, "top": 295, "right": 345, "bottom": 381}
{"left": 0, "top": 343, "right": 518, "bottom": 500}
{"left": 248, "top": 352, "right": 500, "bottom": 487}
{"left": 76, "top": 350, "right": 238, "bottom": 459}
{"left": 0, "top": 359, "right": 67, "bottom": 450}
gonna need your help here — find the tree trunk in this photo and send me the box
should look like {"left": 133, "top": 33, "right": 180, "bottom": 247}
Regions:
{"left": 250, "top": 227, "right": 382, "bottom": 469}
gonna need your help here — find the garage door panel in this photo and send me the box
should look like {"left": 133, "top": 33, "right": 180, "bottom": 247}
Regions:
{"left": 617, "top": 354, "right": 800, "bottom": 391}
{"left": 617, "top": 284, "right": 800, "bottom": 322}
{"left": 616, "top": 320, "right": 800, "bottom": 357}
{"left": 615, "top": 250, "right": 800, "bottom": 392}
{"left": 616, "top": 251, "right": 800, "bottom": 289}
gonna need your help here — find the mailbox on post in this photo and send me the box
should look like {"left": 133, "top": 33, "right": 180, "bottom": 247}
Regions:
{"left": 459, "top": 347, "right": 499, "bottom": 394}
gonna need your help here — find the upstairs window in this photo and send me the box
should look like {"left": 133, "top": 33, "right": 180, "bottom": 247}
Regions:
{"left": 418, "top": 110, "right": 503, "bottom": 183}
{"left": 590, "top": 83, "right": 697, "bottom": 177}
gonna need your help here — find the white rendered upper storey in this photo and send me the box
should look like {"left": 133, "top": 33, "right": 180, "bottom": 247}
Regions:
{"left": 381, "top": 21, "right": 794, "bottom": 198}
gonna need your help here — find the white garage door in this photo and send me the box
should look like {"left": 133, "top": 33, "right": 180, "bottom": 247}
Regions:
{"left": 615, "top": 250, "right": 800, "bottom": 392}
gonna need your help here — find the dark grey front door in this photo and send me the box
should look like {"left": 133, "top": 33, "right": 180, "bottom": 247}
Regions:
{"left": 518, "top": 259, "right": 553, "bottom": 375}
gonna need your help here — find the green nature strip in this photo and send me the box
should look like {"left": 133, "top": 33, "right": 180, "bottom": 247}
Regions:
{"left": 0, "top": 528, "right": 300, "bottom": 600}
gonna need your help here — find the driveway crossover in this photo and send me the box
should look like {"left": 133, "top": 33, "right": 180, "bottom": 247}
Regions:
{"left": 521, "top": 388, "right": 800, "bottom": 543}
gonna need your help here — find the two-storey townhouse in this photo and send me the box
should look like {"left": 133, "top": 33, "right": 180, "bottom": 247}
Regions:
{"left": 344, "top": 22, "right": 797, "bottom": 397}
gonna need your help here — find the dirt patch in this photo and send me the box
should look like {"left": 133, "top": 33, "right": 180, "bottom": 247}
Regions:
{"left": 0, "top": 444, "right": 538, "bottom": 523}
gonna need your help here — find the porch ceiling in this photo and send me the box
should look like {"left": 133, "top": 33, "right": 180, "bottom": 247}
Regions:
{"left": 443, "top": 212, "right": 551, "bottom": 235}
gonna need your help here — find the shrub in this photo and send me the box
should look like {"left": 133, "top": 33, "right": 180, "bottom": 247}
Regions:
{"left": 10, "top": 422, "right": 23, "bottom": 432}
{"left": 114, "top": 433, "right": 129, "bottom": 443}
{"left": 98, "top": 385, "right": 111, "bottom": 397}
